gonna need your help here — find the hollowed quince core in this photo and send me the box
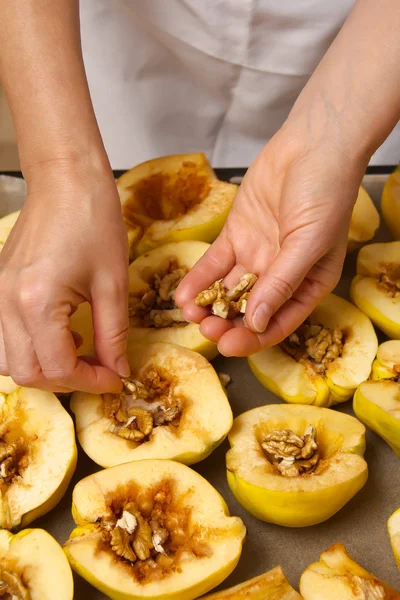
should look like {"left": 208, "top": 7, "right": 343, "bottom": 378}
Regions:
{"left": 248, "top": 294, "right": 377, "bottom": 407}
{"left": 64, "top": 459, "right": 246, "bottom": 600}
{"left": 128, "top": 240, "right": 218, "bottom": 360}
{"left": 388, "top": 509, "right": 400, "bottom": 570}
{"left": 0, "top": 528, "right": 74, "bottom": 599}
{"left": 117, "top": 153, "right": 237, "bottom": 257}
{"left": 347, "top": 186, "right": 380, "bottom": 252}
{"left": 226, "top": 404, "right": 367, "bottom": 527}
{"left": 0, "top": 381, "right": 77, "bottom": 530}
{"left": 70, "top": 342, "right": 232, "bottom": 468}
{"left": 299, "top": 543, "right": 400, "bottom": 600}
{"left": 382, "top": 165, "right": 400, "bottom": 240}
{"left": 202, "top": 566, "right": 302, "bottom": 599}
{"left": 351, "top": 241, "right": 400, "bottom": 339}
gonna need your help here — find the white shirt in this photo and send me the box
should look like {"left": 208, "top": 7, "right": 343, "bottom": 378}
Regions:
{"left": 79, "top": 0, "right": 400, "bottom": 169}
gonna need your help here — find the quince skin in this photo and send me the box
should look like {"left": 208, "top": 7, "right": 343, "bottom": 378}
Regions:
{"left": 202, "top": 566, "right": 302, "bottom": 599}
{"left": 347, "top": 186, "right": 380, "bottom": 252}
{"left": 64, "top": 459, "right": 246, "bottom": 600}
{"left": 388, "top": 509, "right": 400, "bottom": 570}
{"left": 382, "top": 165, "right": 400, "bottom": 240}
{"left": 226, "top": 404, "right": 368, "bottom": 527}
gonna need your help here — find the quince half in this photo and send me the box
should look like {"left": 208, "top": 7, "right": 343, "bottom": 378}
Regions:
{"left": 382, "top": 165, "right": 400, "bottom": 240}
{"left": 351, "top": 241, "right": 400, "bottom": 339}
{"left": 226, "top": 404, "right": 368, "bottom": 527}
{"left": 388, "top": 509, "right": 400, "bottom": 569}
{"left": 347, "top": 186, "right": 380, "bottom": 252}
{"left": 299, "top": 543, "right": 400, "bottom": 599}
{"left": 70, "top": 342, "right": 232, "bottom": 468}
{"left": 128, "top": 240, "right": 217, "bottom": 360}
{"left": 0, "top": 379, "right": 77, "bottom": 530}
{"left": 0, "top": 210, "right": 20, "bottom": 252}
{"left": 202, "top": 566, "right": 303, "bottom": 599}
{"left": 248, "top": 294, "right": 377, "bottom": 407}
{"left": 117, "top": 153, "right": 237, "bottom": 257}
{"left": 354, "top": 346, "right": 400, "bottom": 455}
{"left": 64, "top": 459, "right": 246, "bottom": 600}
{"left": 0, "top": 528, "right": 74, "bottom": 599}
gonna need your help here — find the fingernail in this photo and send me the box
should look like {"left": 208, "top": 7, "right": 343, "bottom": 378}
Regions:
{"left": 252, "top": 303, "right": 271, "bottom": 333}
{"left": 116, "top": 356, "right": 130, "bottom": 378}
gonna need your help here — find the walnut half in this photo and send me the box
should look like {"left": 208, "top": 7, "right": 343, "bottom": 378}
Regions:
{"left": 261, "top": 424, "right": 319, "bottom": 477}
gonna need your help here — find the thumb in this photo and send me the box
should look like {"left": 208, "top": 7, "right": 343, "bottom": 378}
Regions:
{"left": 246, "top": 234, "right": 324, "bottom": 333}
{"left": 91, "top": 276, "right": 130, "bottom": 377}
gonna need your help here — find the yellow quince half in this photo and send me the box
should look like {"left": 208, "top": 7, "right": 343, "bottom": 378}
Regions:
{"left": 347, "top": 186, "right": 380, "bottom": 252}
{"left": 117, "top": 152, "right": 237, "bottom": 257}
{"left": 0, "top": 379, "right": 77, "bottom": 530}
{"left": 128, "top": 240, "right": 217, "bottom": 360}
{"left": 299, "top": 543, "right": 400, "bottom": 599}
{"left": 225, "top": 404, "right": 368, "bottom": 528}
{"left": 351, "top": 241, "right": 400, "bottom": 339}
{"left": 202, "top": 566, "right": 303, "bottom": 599}
{"left": 353, "top": 340, "right": 400, "bottom": 456}
{"left": 0, "top": 210, "right": 20, "bottom": 252}
{"left": 70, "top": 342, "right": 232, "bottom": 468}
{"left": 388, "top": 509, "right": 400, "bottom": 569}
{"left": 0, "top": 528, "right": 74, "bottom": 599}
{"left": 64, "top": 459, "right": 246, "bottom": 600}
{"left": 248, "top": 294, "right": 377, "bottom": 407}
{"left": 382, "top": 165, "right": 400, "bottom": 240}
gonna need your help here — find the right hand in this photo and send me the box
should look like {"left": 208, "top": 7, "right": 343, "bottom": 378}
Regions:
{"left": 0, "top": 162, "right": 129, "bottom": 393}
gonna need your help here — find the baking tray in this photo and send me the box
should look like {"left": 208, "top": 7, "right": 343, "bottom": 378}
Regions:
{"left": 0, "top": 168, "right": 399, "bottom": 598}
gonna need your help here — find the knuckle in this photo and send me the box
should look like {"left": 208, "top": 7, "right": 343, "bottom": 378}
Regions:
{"left": 42, "top": 365, "right": 74, "bottom": 383}
{"left": 18, "top": 279, "right": 52, "bottom": 313}
{"left": 11, "top": 370, "right": 41, "bottom": 388}
{"left": 268, "top": 275, "right": 295, "bottom": 303}
{"left": 95, "top": 325, "right": 129, "bottom": 348}
{"left": 268, "top": 316, "right": 289, "bottom": 345}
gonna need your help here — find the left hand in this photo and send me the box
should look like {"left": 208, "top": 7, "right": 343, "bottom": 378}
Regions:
{"left": 175, "top": 124, "right": 366, "bottom": 357}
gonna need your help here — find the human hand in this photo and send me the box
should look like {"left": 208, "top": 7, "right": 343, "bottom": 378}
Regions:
{"left": 0, "top": 162, "right": 129, "bottom": 393}
{"left": 176, "top": 124, "right": 367, "bottom": 357}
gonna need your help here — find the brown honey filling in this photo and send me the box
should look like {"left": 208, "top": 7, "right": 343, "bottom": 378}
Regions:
{"left": 104, "top": 368, "right": 184, "bottom": 443}
{"left": 123, "top": 161, "right": 211, "bottom": 228}
{"left": 129, "top": 256, "right": 188, "bottom": 328}
{"left": 97, "top": 479, "right": 211, "bottom": 584}
{"left": 281, "top": 320, "right": 344, "bottom": 374}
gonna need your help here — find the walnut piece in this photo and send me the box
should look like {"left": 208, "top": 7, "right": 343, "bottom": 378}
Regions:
{"left": 105, "top": 373, "right": 183, "bottom": 444}
{"left": 218, "top": 372, "right": 232, "bottom": 388}
{"left": 261, "top": 424, "right": 319, "bottom": 477}
{"left": 195, "top": 273, "right": 257, "bottom": 319}
{"left": 0, "top": 570, "right": 31, "bottom": 599}
{"left": 281, "top": 321, "right": 343, "bottom": 374}
{"left": 129, "top": 256, "right": 189, "bottom": 328}
{"left": 378, "top": 264, "right": 400, "bottom": 298}
{"left": 0, "top": 440, "right": 17, "bottom": 483}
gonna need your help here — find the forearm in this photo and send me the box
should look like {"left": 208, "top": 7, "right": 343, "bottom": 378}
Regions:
{"left": 0, "top": 0, "right": 110, "bottom": 184}
{"left": 288, "top": 0, "right": 400, "bottom": 165}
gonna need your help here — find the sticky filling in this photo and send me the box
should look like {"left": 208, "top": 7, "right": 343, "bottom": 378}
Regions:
{"left": 281, "top": 321, "right": 344, "bottom": 375}
{"left": 129, "top": 256, "right": 188, "bottom": 328}
{"left": 104, "top": 370, "right": 183, "bottom": 442}
{"left": 260, "top": 425, "right": 320, "bottom": 477}
{"left": 98, "top": 480, "right": 211, "bottom": 583}
{"left": 0, "top": 569, "right": 31, "bottom": 599}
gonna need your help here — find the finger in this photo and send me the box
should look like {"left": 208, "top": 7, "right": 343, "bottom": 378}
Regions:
{"left": 199, "top": 315, "right": 233, "bottom": 342}
{"left": 19, "top": 288, "right": 123, "bottom": 393}
{"left": 175, "top": 233, "right": 235, "bottom": 310}
{"left": 91, "top": 274, "right": 130, "bottom": 377}
{"left": 71, "top": 331, "right": 83, "bottom": 350}
{"left": 222, "top": 264, "right": 248, "bottom": 290}
{"left": 217, "top": 268, "right": 338, "bottom": 356}
{"left": 0, "top": 320, "right": 9, "bottom": 375}
{"left": 1, "top": 310, "right": 72, "bottom": 392}
{"left": 245, "top": 230, "right": 326, "bottom": 333}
